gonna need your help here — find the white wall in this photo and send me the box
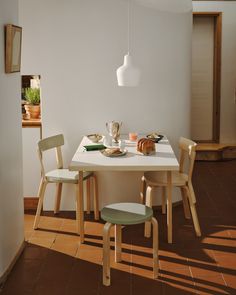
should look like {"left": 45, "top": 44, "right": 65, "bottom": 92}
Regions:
{"left": 19, "top": 0, "right": 192, "bottom": 209}
{"left": 22, "top": 128, "right": 41, "bottom": 196}
{"left": 0, "top": 0, "right": 24, "bottom": 278}
{"left": 193, "top": 1, "right": 236, "bottom": 143}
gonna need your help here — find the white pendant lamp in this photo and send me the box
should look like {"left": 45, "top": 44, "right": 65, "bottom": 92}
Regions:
{"left": 116, "top": 0, "right": 140, "bottom": 87}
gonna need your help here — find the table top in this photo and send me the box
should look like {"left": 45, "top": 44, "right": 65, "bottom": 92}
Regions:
{"left": 69, "top": 136, "right": 179, "bottom": 172}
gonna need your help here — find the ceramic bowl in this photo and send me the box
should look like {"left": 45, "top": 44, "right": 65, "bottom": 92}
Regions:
{"left": 146, "top": 133, "right": 164, "bottom": 143}
{"left": 87, "top": 134, "right": 103, "bottom": 143}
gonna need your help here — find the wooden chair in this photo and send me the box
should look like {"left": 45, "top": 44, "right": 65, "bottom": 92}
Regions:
{"left": 33, "top": 134, "right": 99, "bottom": 233}
{"left": 101, "top": 202, "right": 158, "bottom": 286}
{"left": 141, "top": 137, "right": 201, "bottom": 238}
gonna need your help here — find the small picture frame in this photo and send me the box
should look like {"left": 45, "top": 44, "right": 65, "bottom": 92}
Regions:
{"left": 5, "top": 24, "right": 22, "bottom": 73}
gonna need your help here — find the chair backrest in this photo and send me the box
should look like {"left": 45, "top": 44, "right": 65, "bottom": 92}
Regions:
{"left": 38, "top": 134, "right": 64, "bottom": 151}
{"left": 38, "top": 134, "right": 64, "bottom": 178}
{"left": 178, "top": 137, "right": 197, "bottom": 181}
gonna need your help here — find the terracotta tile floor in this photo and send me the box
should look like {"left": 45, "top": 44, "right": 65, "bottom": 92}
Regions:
{"left": 1, "top": 161, "right": 236, "bottom": 294}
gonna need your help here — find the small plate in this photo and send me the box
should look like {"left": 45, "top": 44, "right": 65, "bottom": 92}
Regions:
{"left": 101, "top": 148, "right": 127, "bottom": 157}
{"left": 146, "top": 133, "right": 164, "bottom": 143}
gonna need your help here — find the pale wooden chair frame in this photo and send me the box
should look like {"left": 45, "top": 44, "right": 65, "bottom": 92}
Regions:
{"left": 103, "top": 217, "right": 158, "bottom": 286}
{"left": 142, "top": 137, "right": 201, "bottom": 238}
{"left": 33, "top": 134, "right": 99, "bottom": 233}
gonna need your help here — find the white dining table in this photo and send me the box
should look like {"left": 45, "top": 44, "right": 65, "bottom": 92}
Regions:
{"left": 69, "top": 136, "right": 179, "bottom": 244}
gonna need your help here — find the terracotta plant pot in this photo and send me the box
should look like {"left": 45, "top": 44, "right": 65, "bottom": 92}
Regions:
{"left": 24, "top": 104, "right": 40, "bottom": 119}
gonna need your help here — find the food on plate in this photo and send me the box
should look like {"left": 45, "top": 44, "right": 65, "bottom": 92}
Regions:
{"left": 147, "top": 133, "right": 160, "bottom": 139}
{"left": 137, "top": 138, "right": 156, "bottom": 155}
{"left": 104, "top": 148, "right": 122, "bottom": 155}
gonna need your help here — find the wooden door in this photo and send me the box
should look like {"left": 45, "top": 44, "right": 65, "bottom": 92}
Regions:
{"left": 191, "top": 13, "right": 222, "bottom": 143}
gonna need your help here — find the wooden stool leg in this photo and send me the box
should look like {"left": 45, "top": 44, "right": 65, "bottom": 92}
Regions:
{"left": 86, "top": 178, "right": 91, "bottom": 214}
{"left": 54, "top": 183, "right": 62, "bottom": 214}
{"left": 181, "top": 187, "right": 191, "bottom": 219}
{"left": 115, "top": 224, "right": 122, "bottom": 262}
{"left": 162, "top": 187, "right": 166, "bottom": 214}
{"left": 103, "top": 222, "right": 113, "bottom": 286}
{"left": 140, "top": 176, "right": 146, "bottom": 204}
{"left": 145, "top": 186, "right": 153, "bottom": 238}
{"left": 151, "top": 217, "right": 159, "bottom": 279}
{"left": 33, "top": 179, "right": 47, "bottom": 229}
{"left": 92, "top": 174, "right": 99, "bottom": 220}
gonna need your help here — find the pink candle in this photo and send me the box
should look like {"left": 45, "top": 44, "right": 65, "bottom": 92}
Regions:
{"left": 129, "top": 132, "right": 138, "bottom": 141}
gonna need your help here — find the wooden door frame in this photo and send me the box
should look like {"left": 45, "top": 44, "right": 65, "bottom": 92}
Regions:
{"left": 193, "top": 12, "right": 222, "bottom": 143}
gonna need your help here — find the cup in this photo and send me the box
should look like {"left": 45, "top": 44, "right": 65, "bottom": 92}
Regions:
{"left": 119, "top": 139, "right": 125, "bottom": 151}
{"left": 129, "top": 132, "right": 138, "bottom": 141}
{"left": 103, "top": 135, "right": 112, "bottom": 147}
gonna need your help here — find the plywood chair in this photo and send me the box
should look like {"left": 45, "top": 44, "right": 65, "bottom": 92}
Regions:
{"left": 141, "top": 137, "right": 201, "bottom": 238}
{"left": 33, "top": 134, "right": 99, "bottom": 233}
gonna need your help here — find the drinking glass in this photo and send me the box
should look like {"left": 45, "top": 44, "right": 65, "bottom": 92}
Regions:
{"left": 129, "top": 132, "right": 138, "bottom": 141}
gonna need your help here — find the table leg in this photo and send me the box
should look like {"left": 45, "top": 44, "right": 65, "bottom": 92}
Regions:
{"left": 167, "top": 171, "right": 172, "bottom": 243}
{"left": 86, "top": 178, "right": 91, "bottom": 214}
{"left": 78, "top": 171, "right": 84, "bottom": 243}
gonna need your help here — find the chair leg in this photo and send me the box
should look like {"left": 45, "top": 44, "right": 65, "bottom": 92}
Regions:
{"left": 76, "top": 172, "right": 85, "bottom": 242}
{"left": 115, "top": 224, "right": 122, "bottom": 262}
{"left": 86, "top": 178, "right": 91, "bottom": 214}
{"left": 54, "top": 183, "right": 62, "bottom": 214}
{"left": 180, "top": 187, "right": 191, "bottom": 219}
{"left": 140, "top": 176, "right": 146, "bottom": 204}
{"left": 33, "top": 179, "right": 47, "bottom": 230}
{"left": 92, "top": 174, "right": 99, "bottom": 220}
{"left": 186, "top": 186, "right": 201, "bottom": 237}
{"left": 103, "top": 222, "right": 113, "bottom": 286}
{"left": 166, "top": 171, "right": 173, "bottom": 244}
{"left": 145, "top": 186, "right": 153, "bottom": 238}
{"left": 151, "top": 217, "right": 159, "bottom": 279}
{"left": 188, "top": 182, "right": 197, "bottom": 204}
{"left": 161, "top": 187, "right": 166, "bottom": 214}
{"left": 75, "top": 184, "right": 80, "bottom": 235}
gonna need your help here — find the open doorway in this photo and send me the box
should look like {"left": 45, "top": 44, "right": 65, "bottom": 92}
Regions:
{"left": 21, "top": 75, "right": 42, "bottom": 210}
{"left": 191, "top": 12, "right": 222, "bottom": 143}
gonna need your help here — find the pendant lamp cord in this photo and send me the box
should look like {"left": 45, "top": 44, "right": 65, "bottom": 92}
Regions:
{"left": 127, "top": 0, "right": 130, "bottom": 55}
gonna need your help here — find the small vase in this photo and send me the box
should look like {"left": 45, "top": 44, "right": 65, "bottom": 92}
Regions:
{"left": 24, "top": 104, "right": 40, "bottom": 119}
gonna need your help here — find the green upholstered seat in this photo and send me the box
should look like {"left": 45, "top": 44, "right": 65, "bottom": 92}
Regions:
{"left": 101, "top": 202, "right": 153, "bottom": 225}
{"left": 45, "top": 169, "right": 92, "bottom": 184}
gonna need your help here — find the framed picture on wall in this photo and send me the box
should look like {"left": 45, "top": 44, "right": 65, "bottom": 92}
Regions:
{"left": 5, "top": 24, "right": 22, "bottom": 73}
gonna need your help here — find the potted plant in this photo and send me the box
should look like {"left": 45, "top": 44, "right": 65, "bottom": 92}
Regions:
{"left": 24, "top": 87, "right": 40, "bottom": 119}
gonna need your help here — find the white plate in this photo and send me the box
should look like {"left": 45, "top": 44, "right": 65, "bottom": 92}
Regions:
{"left": 101, "top": 149, "right": 127, "bottom": 157}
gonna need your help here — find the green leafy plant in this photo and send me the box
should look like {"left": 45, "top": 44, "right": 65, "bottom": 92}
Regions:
{"left": 24, "top": 88, "right": 40, "bottom": 105}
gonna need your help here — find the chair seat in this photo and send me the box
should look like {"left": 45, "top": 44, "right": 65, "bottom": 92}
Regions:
{"left": 45, "top": 169, "right": 93, "bottom": 183}
{"left": 144, "top": 171, "right": 188, "bottom": 187}
{"left": 101, "top": 203, "right": 153, "bottom": 225}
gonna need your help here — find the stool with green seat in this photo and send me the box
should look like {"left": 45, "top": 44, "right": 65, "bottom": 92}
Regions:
{"left": 101, "top": 202, "right": 159, "bottom": 286}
